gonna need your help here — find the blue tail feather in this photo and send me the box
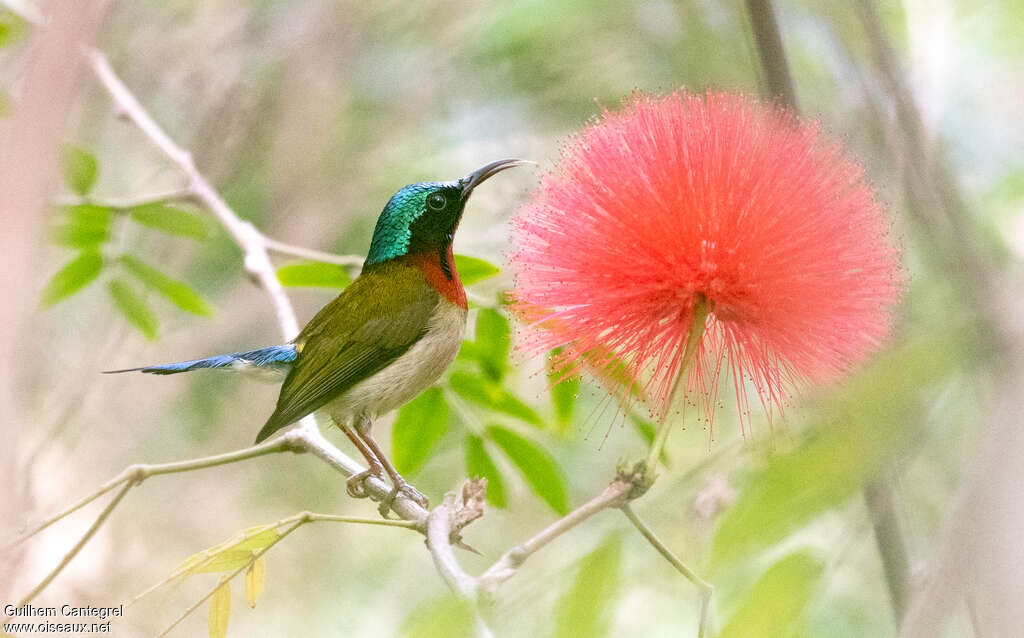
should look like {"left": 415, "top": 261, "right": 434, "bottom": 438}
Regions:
{"left": 104, "top": 344, "right": 298, "bottom": 375}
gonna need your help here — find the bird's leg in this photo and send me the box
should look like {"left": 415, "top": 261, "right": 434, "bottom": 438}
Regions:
{"left": 339, "top": 423, "right": 385, "bottom": 499}
{"left": 354, "top": 416, "right": 430, "bottom": 515}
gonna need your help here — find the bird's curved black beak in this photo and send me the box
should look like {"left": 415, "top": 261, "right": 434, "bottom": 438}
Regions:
{"left": 459, "top": 158, "right": 533, "bottom": 198}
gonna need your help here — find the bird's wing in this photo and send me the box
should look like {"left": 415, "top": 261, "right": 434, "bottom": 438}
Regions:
{"left": 255, "top": 262, "right": 438, "bottom": 442}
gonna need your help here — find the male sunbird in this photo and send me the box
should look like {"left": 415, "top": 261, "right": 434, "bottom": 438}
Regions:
{"left": 109, "top": 159, "right": 529, "bottom": 513}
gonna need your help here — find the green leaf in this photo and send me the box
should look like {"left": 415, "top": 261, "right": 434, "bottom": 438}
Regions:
{"left": 0, "top": 90, "right": 11, "bottom": 118}
{"left": 712, "top": 331, "right": 962, "bottom": 568}
{"left": 40, "top": 251, "right": 103, "bottom": 308}
{"left": 52, "top": 205, "right": 113, "bottom": 248}
{"left": 65, "top": 203, "right": 112, "bottom": 226}
{"left": 549, "top": 377, "right": 578, "bottom": 430}
{"left": 455, "top": 339, "right": 480, "bottom": 364}
{"left": 475, "top": 308, "right": 511, "bottom": 381}
{"left": 454, "top": 254, "right": 500, "bottom": 286}
{"left": 494, "top": 392, "right": 542, "bottom": 425}
{"left": 486, "top": 425, "right": 568, "bottom": 514}
{"left": 718, "top": 552, "right": 824, "bottom": 638}
{"left": 522, "top": 309, "right": 646, "bottom": 401}
{"left": 392, "top": 387, "right": 449, "bottom": 475}
{"left": 53, "top": 224, "right": 107, "bottom": 248}
{"left": 208, "top": 580, "right": 230, "bottom": 638}
{"left": 464, "top": 435, "right": 506, "bottom": 508}
{"left": 60, "top": 145, "right": 98, "bottom": 196}
{"left": 121, "top": 254, "right": 213, "bottom": 316}
{"left": 130, "top": 202, "right": 210, "bottom": 240}
{"left": 108, "top": 279, "right": 158, "bottom": 340}
{"left": 555, "top": 534, "right": 624, "bottom": 638}
{"left": 548, "top": 349, "right": 579, "bottom": 429}
{"left": 448, "top": 371, "right": 541, "bottom": 425}
{"left": 629, "top": 413, "right": 670, "bottom": 468}
{"left": 0, "top": 11, "right": 29, "bottom": 48}
{"left": 276, "top": 261, "right": 351, "bottom": 288}
{"left": 397, "top": 594, "right": 477, "bottom": 638}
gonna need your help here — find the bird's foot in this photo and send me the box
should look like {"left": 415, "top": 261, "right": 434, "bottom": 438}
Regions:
{"left": 377, "top": 480, "right": 429, "bottom": 517}
{"left": 346, "top": 466, "right": 384, "bottom": 499}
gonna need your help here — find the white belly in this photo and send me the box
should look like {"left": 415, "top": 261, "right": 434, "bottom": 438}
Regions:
{"left": 324, "top": 301, "right": 466, "bottom": 425}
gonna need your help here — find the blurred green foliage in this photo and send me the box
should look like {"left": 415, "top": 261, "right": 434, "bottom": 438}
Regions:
{"left": 553, "top": 534, "right": 624, "bottom": 638}
{"left": 130, "top": 203, "right": 211, "bottom": 240}
{"left": 275, "top": 261, "right": 352, "bottom": 288}
{"left": 398, "top": 595, "right": 477, "bottom": 638}
{"left": 713, "top": 327, "right": 963, "bottom": 569}
{"left": 718, "top": 552, "right": 825, "bottom": 638}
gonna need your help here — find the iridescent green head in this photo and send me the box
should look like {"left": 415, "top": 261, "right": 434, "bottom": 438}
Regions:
{"left": 364, "top": 159, "right": 529, "bottom": 266}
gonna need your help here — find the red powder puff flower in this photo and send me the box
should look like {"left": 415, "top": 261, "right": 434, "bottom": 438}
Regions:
{"left": 511, "top": 91, "right": 901, "bottom": 432}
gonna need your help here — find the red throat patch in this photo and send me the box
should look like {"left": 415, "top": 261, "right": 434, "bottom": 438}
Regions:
{"left": 407, "top": 247, "right": 467, "bottom": 309}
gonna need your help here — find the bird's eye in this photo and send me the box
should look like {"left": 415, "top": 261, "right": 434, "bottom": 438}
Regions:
{"left": 426, "top": 193, "right": 447, "bottom": 211}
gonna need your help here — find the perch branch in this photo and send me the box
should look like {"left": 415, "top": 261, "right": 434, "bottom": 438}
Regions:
{"left": 426, "top": 503, "right": 477, "bottom": 593}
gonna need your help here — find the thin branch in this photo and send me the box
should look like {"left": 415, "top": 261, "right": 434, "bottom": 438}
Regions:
{"left": 301, "top": 512, "right": 420, "bottom": 528}
{"left": 16, "top": 424, "right": 432, "bottom": 545}
{"left": 744, "top": 0, "right": 799, "bottom": 109}
{"left": 478, "top": 478, "right": 634, "bottom": 594}
{"left": 3, "top": 481, "right": 133, "bottom": 623}
{"left": 8, "top": 424, "right": 430, "bottom": 617}
{"left": 426, "top": 494, "right": 479, "bottom": 597}
{"left": 154, "top": 518, "right": 303, "bottom": 638}
{"left": 853, "top": 0, "right": 994, "bottom": 294}
{"left": 12, "top": 433, "right": 302, "bottom": 545}
{"left": 87, "top": 49, "right": 300, "bottom": 337}
{"left": 153, "top": 509, "right": 423, "bottom": 637}
{"left": 419, "top": 481, "right": 493, "bottom": 638}
{"left": 622, "top": 504, "right": 713, "bottom": 638}
{"left": 260, "top": 235, "right": 364, "bottom": 268}
{"left": 864, "top": 476, "right": 910, "bottom": 620}
{"left": 133, "top": 510, "right": 418, "bottom": 605}
{"left": 54, "top": 188, "right": 195, "bottom": 210}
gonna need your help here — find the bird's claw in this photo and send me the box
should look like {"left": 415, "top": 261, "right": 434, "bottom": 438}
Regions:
{"left": 346, "top": 467, "right": 383, "bottom": 499}
{"left": 377, "top": 480, "right": 429, "bottom": 517}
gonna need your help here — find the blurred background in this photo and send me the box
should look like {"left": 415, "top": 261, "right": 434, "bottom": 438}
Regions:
{"left": 2, "top": 1, "right": 1023, "bottom": 636}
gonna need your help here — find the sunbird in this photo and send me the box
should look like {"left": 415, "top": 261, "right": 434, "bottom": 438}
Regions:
{"left": 109, "top": 159, "right": 529, "bottom": 513}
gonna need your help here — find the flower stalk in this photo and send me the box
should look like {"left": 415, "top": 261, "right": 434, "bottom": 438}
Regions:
{"left": 644, "top": 294, "right": 711, "bottom": 484}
